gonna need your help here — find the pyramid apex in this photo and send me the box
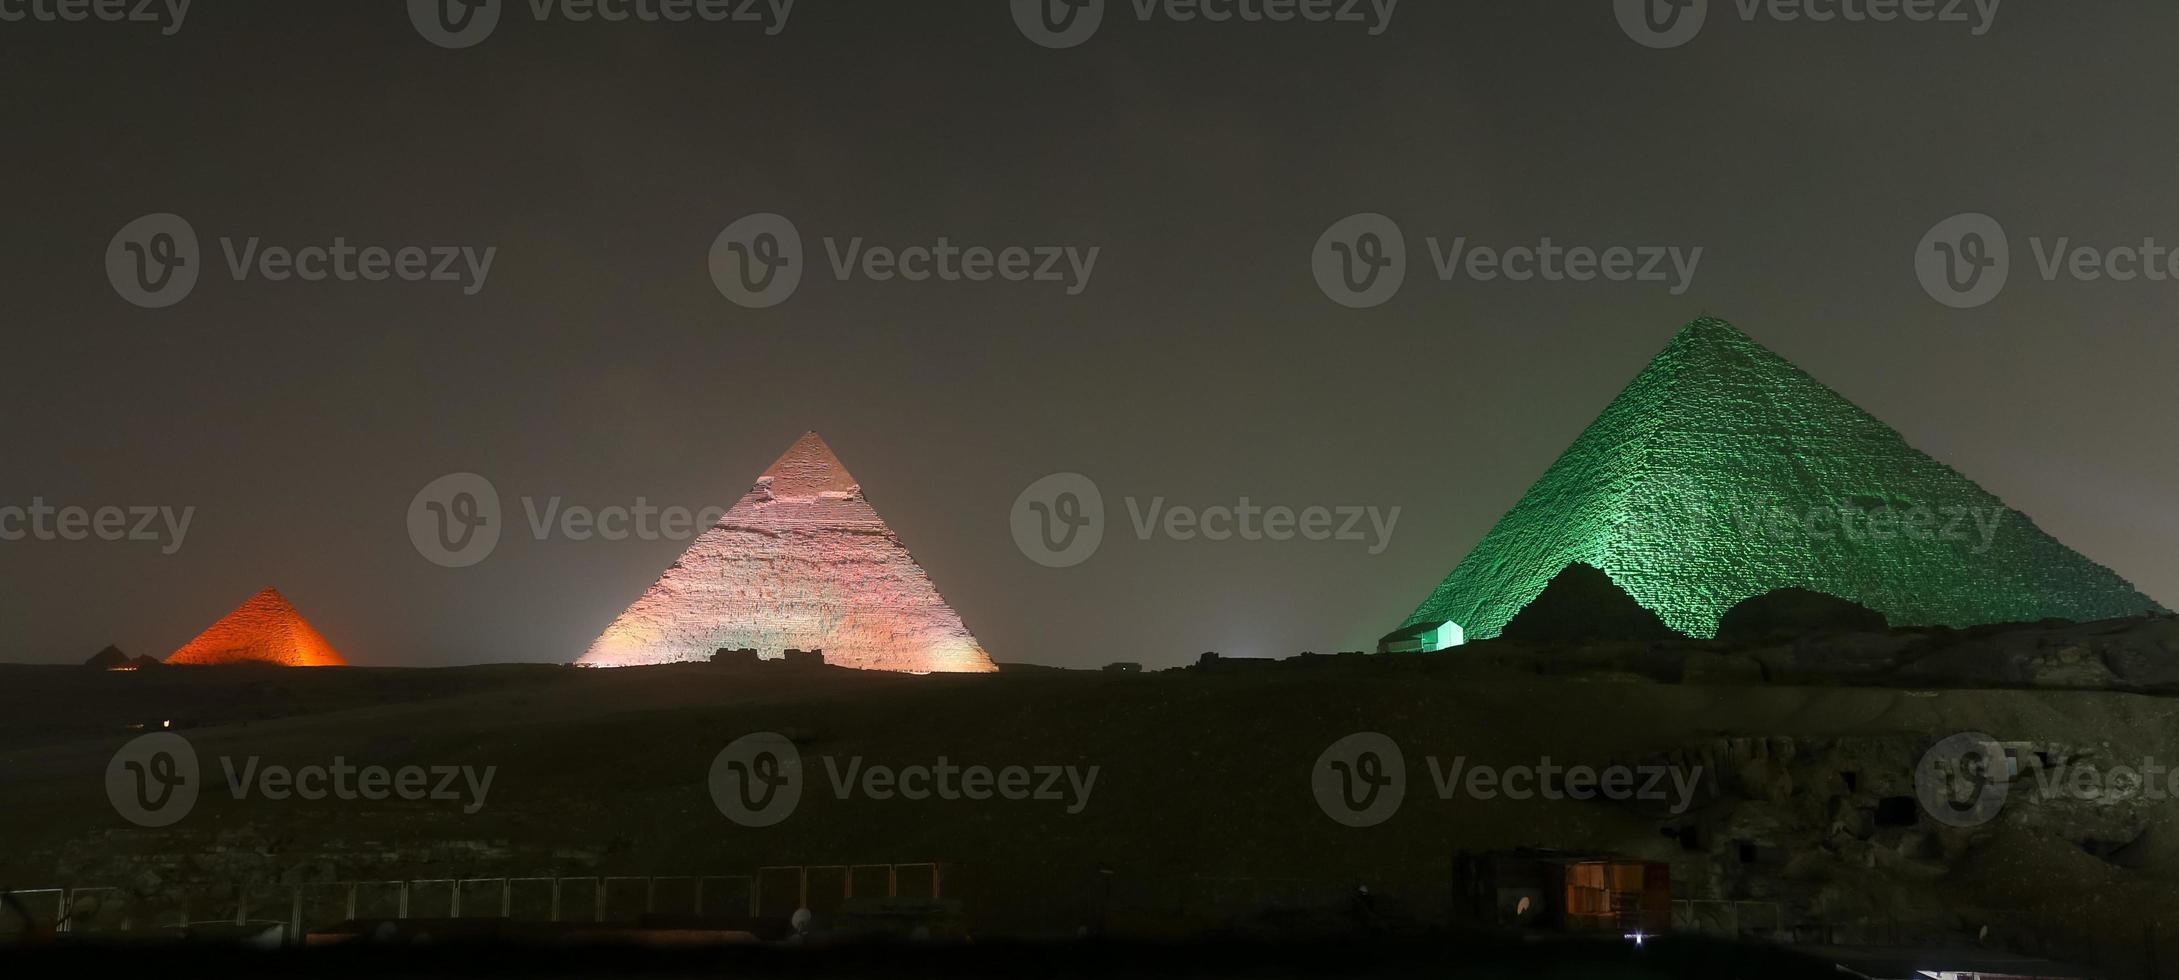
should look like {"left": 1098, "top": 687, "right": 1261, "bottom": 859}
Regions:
{"left": 758, "top": 431, "right": 860, "bottom": 498}
{"left": 1674, "top": 316, "right": 1751, "bottom": 342}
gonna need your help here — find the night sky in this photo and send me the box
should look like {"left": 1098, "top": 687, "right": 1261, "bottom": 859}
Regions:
{"left": 4, "top": 1, "right": 2174, "bottom": 668}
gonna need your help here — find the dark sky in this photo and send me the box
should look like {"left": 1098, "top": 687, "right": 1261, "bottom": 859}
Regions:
{"left": 4, "top": 1, "right": 2174, "bottom": 668}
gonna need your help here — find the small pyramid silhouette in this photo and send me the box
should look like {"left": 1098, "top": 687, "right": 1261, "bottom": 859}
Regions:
{"left": 83, "top": 645, "right": 130, "bottom": 670}
{"left": 1391, "top": 317, "right": 2165, "bottom": 642}
{"left": 167, "top": 588, "right": 349, "bottom": 666}
{"left": 581, "top": 432, "right": 997, "bottom": 673}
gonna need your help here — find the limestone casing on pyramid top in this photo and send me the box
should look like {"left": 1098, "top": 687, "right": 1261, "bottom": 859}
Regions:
{"left": 1389, "top": 316, "right": 2166, "bottom": 646}
{"left": 580, "top": 432, "right": 997, "bottom": 673}
{"left": 757, "top": 431, "right": 864, "bottom": 499}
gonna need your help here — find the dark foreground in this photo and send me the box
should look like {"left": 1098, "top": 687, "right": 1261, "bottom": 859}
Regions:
{"left": 0, "top": 935, "right": 1842, "bottom": 980}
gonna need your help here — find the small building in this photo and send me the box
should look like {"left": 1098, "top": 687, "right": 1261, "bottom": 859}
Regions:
{"left": 1455, "top": 850, "right": 1670, "bottom": 935}
{"left": 1377, "top": 620, "right": 1464, "bottom": 654}
{"left": 783, "top": 649, "right": 826, "bottom": 670}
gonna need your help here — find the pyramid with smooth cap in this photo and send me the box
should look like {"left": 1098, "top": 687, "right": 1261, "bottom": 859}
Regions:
{"left": 580, "top": 432, "right": 998, "bottom": 672}
{"left": 1388, "top": 317, "right": 2166, "bottom": 645}
{"left": 167, "top": 588, "right": 349, "bottom": 666}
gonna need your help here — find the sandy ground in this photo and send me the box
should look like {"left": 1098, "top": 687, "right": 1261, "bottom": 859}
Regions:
{"left": 1, "top": 656, "right": 2174, "bottom": 972}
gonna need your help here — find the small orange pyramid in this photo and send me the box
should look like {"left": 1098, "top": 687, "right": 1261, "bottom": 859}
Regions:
{"left": 167, "top": 588, "right": 349, "bottom": 667}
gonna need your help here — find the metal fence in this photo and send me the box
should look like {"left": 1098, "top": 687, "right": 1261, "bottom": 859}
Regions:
{"left": 3, "top": 862, "right": 948, "bottom": 941}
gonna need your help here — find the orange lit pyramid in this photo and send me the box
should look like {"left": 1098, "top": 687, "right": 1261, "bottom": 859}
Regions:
{"left": 580, "top": 432, "right": 997, "bottom": 673}
{"left": 167, "top": 588, "right": 349, "bottom": 667}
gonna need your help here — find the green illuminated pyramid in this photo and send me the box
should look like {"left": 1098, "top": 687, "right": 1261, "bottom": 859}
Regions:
{"left": 1392, "top": 318, "right": 2164, "bottom": 643}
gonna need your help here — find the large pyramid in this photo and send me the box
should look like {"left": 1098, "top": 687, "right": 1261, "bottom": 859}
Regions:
{"left": 579, "top": 432, "right": 998, "bottom": 673}
{"left": 167, "top": 588, "right": 349, "bottom": 666}
{"left": 1390, "top": 318, "right": 2164, "bottom": 644}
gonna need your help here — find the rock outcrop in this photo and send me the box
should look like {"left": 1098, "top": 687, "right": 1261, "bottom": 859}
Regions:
{"left": 1498, "top": 562, "right": 1683, "bottom": 645}
{"left": 1715, "top": 588, "right": 1888, "bottom": 643}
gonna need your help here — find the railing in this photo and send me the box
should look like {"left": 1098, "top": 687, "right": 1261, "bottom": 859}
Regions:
{"left": 2, "top": 862, "right": 948, "bottom": 942}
